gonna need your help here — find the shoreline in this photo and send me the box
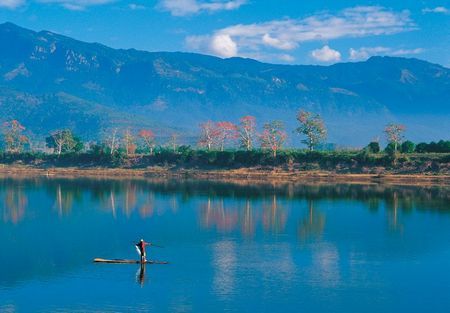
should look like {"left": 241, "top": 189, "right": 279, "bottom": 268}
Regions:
{"left": 0, "top": 165, "right": 449, "bottom": 186}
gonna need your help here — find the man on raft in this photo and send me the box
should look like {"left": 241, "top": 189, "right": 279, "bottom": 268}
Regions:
{"left": 135, "top": 239, "right": 153, "bottom": 263}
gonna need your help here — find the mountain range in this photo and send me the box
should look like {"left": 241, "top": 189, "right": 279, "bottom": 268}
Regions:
{"left": 0, "top": 22, "right": 449, "bottom": 147}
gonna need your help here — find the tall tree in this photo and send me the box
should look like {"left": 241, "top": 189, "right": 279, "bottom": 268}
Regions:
{"left": 215, "top": 121, "right": 238, "bottom": 151}
{"left": 259, "top": 121, "right": 287, "bottom": 158}
{"left": 139, "top": 129, "right": 156, "bottom": 155}
{"left": 296, "top": 110, "right": 327, "bottom": 151}
{"left": 199, "top": 121, "right": 219, "bottom": 151}
{"left": 3, "top": 120, "right": 29, "bottom": 153}
{"left": 384, "top": 124, "right": 405, "bottom": 152}
{"left": 105, "top": 128, "right": 119, "bottom": 155}
{"left": 238, "top": 116, "right": 256, "bottom": 151}
{"left": 123, "top": 128, "right": 136, "bottom": 156}
{"left": 168, "top": 133, "right": 179, "bottom": 153}
{"left": 46, "top": 130, "right": 82, "bottom": 155}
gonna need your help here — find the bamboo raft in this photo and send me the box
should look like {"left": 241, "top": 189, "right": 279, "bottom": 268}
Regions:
{"left": 93, "top": 258, "right": 168, "bottom": 264}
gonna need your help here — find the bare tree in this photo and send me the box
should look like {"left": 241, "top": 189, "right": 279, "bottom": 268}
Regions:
{"left": 168, "top": 133, "right": 179, "bottom": 153}
{"left": 139, "top": 129, "right": 156, "bottom": 155}
{"left": 105, "top": 128, "right": 119, "bottom": 155}
{"left": 198, "top": 121, "right": 219, "bottom": 151}
{"left": 238, "top": 116, "right": 256, "bottom": 151}
{"left": 124, "top": 128, "right": 136, "bottom": 156}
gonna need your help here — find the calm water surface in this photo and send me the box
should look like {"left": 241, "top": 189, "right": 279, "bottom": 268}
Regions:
{"left": 0, "top": 178, "right": 449, "bottom": 313}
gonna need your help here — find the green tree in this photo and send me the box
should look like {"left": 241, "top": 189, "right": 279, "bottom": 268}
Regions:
{"left": 46, "top": 130, "right": 83, "bottom": 155}
{"left": 366, "top": 141, "right": 380, "bottom": 153}
{"left": 296, "top": 110, "right": 327, "bottom": 151}
{"left": 400, "top": 140, "right": 415, "bottom": 153}
{"left": 385, "top": 142, "right": 397, "bottom": 154}
{"left": 437, "top": 140, "right": 450, "bottom": 153}
{"left": 415, "top": 142, "right": 428, "bottom": 153}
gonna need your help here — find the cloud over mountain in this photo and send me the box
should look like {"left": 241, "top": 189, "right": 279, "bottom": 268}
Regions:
{"left": 0, "top": 22, "right": 449, "bottom": 145}
{"left": 311, "top": 46, "right": 341, "bottom": 62}
{"left": 185, "top": 6, "right": 416, "bottom": 61}
{"left": 349, "top": 46, "right": 423, "bottom": 60}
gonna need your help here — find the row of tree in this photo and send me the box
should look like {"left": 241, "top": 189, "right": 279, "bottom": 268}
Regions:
{"left": 1, "top": 111, "right": 449, "bottom": 157}
{"left": 198, "top": 112, "right": 327, "bottom": 157}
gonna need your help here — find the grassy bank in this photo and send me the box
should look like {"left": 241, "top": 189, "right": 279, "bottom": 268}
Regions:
{"left": 0, "top": 150, "right": 449, "bottom": 174}
{"left": 0, "top": 150, "right": 449, "bottom": 185}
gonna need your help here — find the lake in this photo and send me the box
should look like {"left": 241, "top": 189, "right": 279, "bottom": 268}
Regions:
{"left": 0, "top": 177, "right": 449, "bottom": 313}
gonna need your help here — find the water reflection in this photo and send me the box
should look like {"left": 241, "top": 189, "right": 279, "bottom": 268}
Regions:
{"left": 212, "top": 241, "right": 237, "bottom": 298}
{"left": 0, "top": 178, "right": 449, "bottom": 231}
{"left": 136, "top": 264, "right": 147, "bottom": 286}
{"left": 262, "top": 194, "right": 286, "bottom": 234}
{"left": 3, "top": 183, "right": 27, "bottom": 224}
{"left": 298, "top": 200, "right": 326, "bottom": 242}
{"left": 1, "top": 177, "right": 450, "bottom": 312}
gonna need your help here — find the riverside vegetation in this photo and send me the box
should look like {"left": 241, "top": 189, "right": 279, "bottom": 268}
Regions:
{"left": 0, "top": 112, "right": 449, "bottom": 176}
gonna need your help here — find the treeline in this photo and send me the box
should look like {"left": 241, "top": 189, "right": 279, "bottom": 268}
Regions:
{"left": 1, "top": 111, "right": 449, "bottom": 159}
{"left": 1, "top": 149, "right": 449, "bottom": 174}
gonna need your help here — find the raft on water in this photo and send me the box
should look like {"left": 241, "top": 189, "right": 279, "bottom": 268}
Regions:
{"left": 93, "top": 258, "right": 168, "bottom": 264}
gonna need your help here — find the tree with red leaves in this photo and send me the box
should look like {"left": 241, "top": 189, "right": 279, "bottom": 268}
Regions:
{"left": 215, "top": 121, "right": 238, "bottom": 151}
{"left": 139, "top": 129, "right": 156, "bottom": 155}
{"left": 238, "top": 116, "right": 256, "bottom": 151}
{"left": 3, "top": 120, "right": 29, "bottom": 153}
{"left": 259, "top": 121, "right": 287, "bottom": 158}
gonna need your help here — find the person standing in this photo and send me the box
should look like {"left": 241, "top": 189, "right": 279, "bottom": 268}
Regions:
{"left": 135, "top": 239, "right": 151, "bottom": 263}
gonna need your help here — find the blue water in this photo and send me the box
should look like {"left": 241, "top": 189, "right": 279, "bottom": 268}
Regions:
{"left": 0, "top": 178, "right": 449, "bottom": 313}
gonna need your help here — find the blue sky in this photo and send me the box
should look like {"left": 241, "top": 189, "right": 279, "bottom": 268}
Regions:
{"left": 0, "top": 0, "right": 449, "bottom": 66}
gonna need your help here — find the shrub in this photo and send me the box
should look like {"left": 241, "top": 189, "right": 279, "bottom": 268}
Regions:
{"left": 366, "top": 142, "right": 380, "bottom": 153}
{"left": 401, "top": 140, "right": 415, "bottom": 153}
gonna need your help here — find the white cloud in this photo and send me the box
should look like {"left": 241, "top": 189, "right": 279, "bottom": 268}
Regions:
{"left": 210, "top": 34, "right": 237, "bottom": 57}
{"left": 129, "top": 3, "right": 145, "bottom": 10}
{"left": 278, "top": 54, "right": 295, "bottom": 62}
{"left": 349, "top": 46, "right": 424, "bottom": 60}
{"left": 186, "top": 6, "right": 416, "bottom": 60}
{"left": 311, "top": 45, "right": 341, "bottom": 62}
{"left": 0, "top": 0, "right": 116, "bottom": 10}
{"left": 158, "top": 0, "right": 247, "bottom": 16}
{"left": 262, "top": 33, "right": 297, "bottom": 50}
{"left": 389, "top": 48, "right": 424, "bottom": 56}
{"left": 0, "top": 0, "right": 25, "bottom": 9}
{"left": 37, "top": 0, "right": 115, "bottom": 10}
{"left": 349, "top": 46, "right": 390, "bottom": 60}
{"left": 422, "top": 6, "right": 449, "bottom": 14}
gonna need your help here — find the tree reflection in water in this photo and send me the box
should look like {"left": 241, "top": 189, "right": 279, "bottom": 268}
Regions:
{"left": 298, "top": 200, "right": 326, "bottom": 243}
{"left": 200, "top": 197, "right": 238, "bottom": 233}
{"left": 2, "top": 183, "right": 27, "bottom": 224}
{"left": 262, "top": 194, "right": 286, "bottom": 234}
{"left": 0, "top": 178, "right": 448, "bottom": 239}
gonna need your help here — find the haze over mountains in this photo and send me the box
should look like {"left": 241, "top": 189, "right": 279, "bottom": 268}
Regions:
{"left": 0, "top": 22, "right": 449, "bottom": 147}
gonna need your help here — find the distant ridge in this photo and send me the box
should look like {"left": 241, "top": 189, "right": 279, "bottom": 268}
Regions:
{"left": 0, "top": 22, "right": 449, "bottom": 145}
